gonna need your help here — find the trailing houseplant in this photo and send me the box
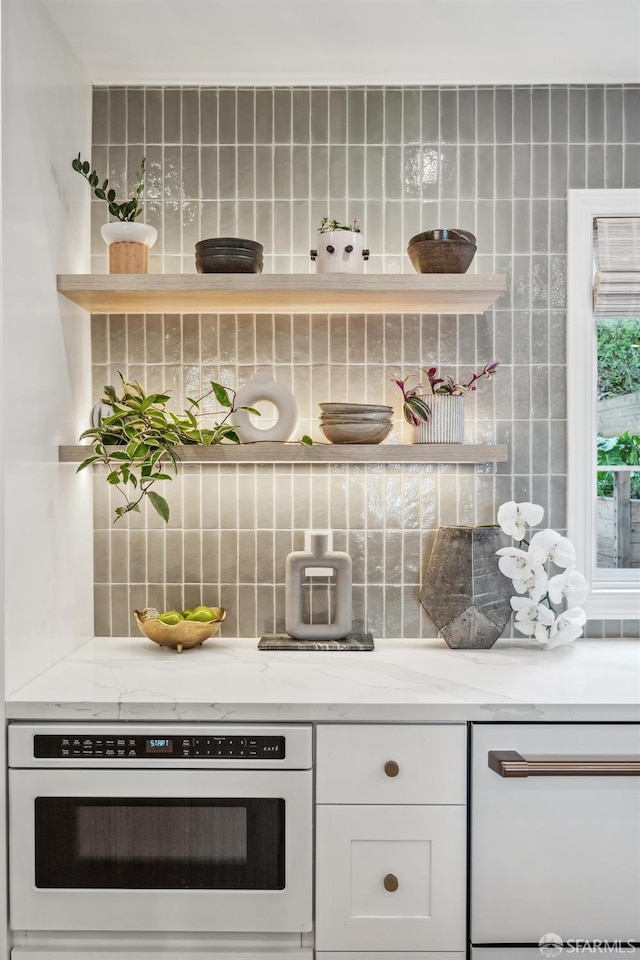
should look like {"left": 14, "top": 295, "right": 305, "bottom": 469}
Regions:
{"left": 77, "top": 376, "right": 261, "bottom": 524}
{"left": 392, "top": 361, "right": 500, "bottom": 425}
{"left": 72, "top": 153, "right": 147, "bottom": 222}
{"left": 72, "top": 152, "right": 157, "bottom": 272}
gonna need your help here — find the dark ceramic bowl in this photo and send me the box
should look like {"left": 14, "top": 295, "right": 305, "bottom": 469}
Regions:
{"left": 407, "top": 239, "right": 477, "bottom": 274}
{"left": 196, "top": 253, "right": 263, "bottom": 274}
{"left": 196, "top": 248, "right": 263, "bottom": 261}
{"left": 408, "top": 228, "right": 476, "bottom": 246}
{"left": 196, "top": 237, "right": 263, "bottom": 254}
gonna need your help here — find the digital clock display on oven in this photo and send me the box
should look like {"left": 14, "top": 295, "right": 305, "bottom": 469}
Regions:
{"left": 145, "top": 738, "right": 174, "bottom": 754}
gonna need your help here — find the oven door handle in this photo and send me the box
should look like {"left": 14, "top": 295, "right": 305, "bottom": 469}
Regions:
{"left": 488, "top": 750, "right": 640, "bottom": 777}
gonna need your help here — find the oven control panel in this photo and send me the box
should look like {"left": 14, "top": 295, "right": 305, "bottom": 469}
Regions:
{"left": 33, "top": 734, "right": 286, "bottom": 760}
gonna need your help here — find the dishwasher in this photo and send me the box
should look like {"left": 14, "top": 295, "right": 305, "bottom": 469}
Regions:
{"left": 471, "top": 722, "right": 640, "bottom": 957}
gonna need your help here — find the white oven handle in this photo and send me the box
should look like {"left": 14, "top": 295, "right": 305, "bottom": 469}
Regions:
{"left": 488, "top": 750, "right": 640, "bottom": 777}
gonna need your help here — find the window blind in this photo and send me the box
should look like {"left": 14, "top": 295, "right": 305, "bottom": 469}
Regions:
{"left": 593, "top": 217, "right": 640, "bottom": 318}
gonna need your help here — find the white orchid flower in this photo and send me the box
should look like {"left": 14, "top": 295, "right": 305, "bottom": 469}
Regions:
{"left": 548, "top": 568, "right": 589, "bottom": 606}
{"left": 510, "top": 596, "right": 556, "bottom": 642}
{"left": 497, "top": 500, "right": 544, "bottom": 541}
{"left": 528, "top": 528, "right": 576, "bottom": 569}
{"left": 544, "top": 607, "right": 587, "bottom": 649}
{"left": 496, "top": 547, "right": 548, "bottom": 601}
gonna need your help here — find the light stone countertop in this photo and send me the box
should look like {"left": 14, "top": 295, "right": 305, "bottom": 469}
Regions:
{"left": 5, "top": 635, "right": 640, "bottom": 722}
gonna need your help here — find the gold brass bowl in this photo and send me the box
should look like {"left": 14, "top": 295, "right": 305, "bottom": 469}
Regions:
{"left": 133, "top": 608, "right": 226, "bottom": 654}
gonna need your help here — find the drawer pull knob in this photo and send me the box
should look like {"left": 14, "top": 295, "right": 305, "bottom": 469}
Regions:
{"left": 384, "top": 873, "right": 399, "bottom": 892}
{"left": 384, "top": 760, "right": 400, "bottom": 777}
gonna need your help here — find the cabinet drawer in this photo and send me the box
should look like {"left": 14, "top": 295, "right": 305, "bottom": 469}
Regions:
{"left": 316, "top": 724, "right": 466, "bottom": 804}
{"left": 316, "top": 804, "right": 466, "bottom": 952}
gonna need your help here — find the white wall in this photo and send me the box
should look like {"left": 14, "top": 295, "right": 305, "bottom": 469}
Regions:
{"left": 2, "top": 0, "right": 93, "bottom": 695}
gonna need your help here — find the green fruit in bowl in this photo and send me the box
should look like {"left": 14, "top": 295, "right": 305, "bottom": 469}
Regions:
{"left": 181, "top": 609, "right": 194, "bottom": 618}
{"left": 157, "top": 611, "right": 184, "bottom": 625}
{"left": 186, "top": 608, "right": 217, "bottom": 623}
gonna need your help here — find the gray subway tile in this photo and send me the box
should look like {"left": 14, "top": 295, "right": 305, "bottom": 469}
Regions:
{"left": 494, "top": 87, "right": 513, "bottom": 143}
{"left": 624, "top": 144, "right": 640, "bottom": 186}
{"left": 218, "top": 89, "right": 237, "bottom": 144}
{"left": 623, "top": 87, "right": 640, "bottom": 142}
{"left": 200, "top": 89, "right": 218, "bottom": 143}
{"left": 421, "top": 88, "right": 439, "bottom": 142}
{"left": 586, "top": 86, "right": 605, "bottom": 142}
{"left": 92, "top": 88, "right": 109, "bottom": 145}
{"left": 384, "top": 89, "right": 403, "bottom": 143}
{"left": 181, "top": 88, "right": 200, "bottom": 143}
{"left": 402, "top": 88, "right": 421, "bottom": 144}
{"left": 237, "top": 89, "right": 256, "bottom": 144}
{"left": 550, "top": 86, "right": 568, "bottom": 142}
{"left": 531, "top": 87, "right": 550, "bottom": 143}
{"left": 366, "top": 89, "right": 384, "bottom": 143}
{"left": 439, "top": 89, "right": 458, "bottom": 144}
{"left": 587, "top": 144, "right": 605, "bottom": 188}
{"left": 605, "top": 143, "right": 624, "bottom": 188}
{"left": 495, "top": 144, "right": 514, "bottom": 199}
{"left": 163, "top": 89, "right": 182, "bottom": 144}
{"left": 568, "top": 143, "right": 586, "bottom": 188}
{"left": 329, "top": 88, "right": 346, "bottom": 143}
{"left": 458, "top": 88, "right": 476, "bottom": 144}
{"left": 255, "top": 89, "right": 274, "bottom": 143}
{"left": 605, "top": 86, "right": 623, "bottom": 141}
{"left": 127, "top": 88, "right": 145, "bottom": 144}
{"left": 108, "top": 88, "right": 126, "bottom": 145}
{"left": 514, "top": 87, "right": 532, "bottom": 143}
{"left": 568, "top": 87, "right": 586, "bottom": 142}
{"left": 293, "top": 88, "right": 311, "bottom": 143}
{"left": 347, "top": 88, "right": 365, "bottom": 142}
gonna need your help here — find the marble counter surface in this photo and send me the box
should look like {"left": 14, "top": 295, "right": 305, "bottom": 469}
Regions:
{"left": 5, "top": 636, "right": 640, "bottom": 722}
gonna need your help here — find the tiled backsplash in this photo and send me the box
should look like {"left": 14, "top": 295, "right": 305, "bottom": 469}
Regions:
{"left": 91, "top": 85, "right": 640, "bottom": 639}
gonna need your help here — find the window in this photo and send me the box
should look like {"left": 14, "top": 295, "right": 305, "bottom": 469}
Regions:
{"left": 567, "top": 190, "right": 640, "bottom": 618}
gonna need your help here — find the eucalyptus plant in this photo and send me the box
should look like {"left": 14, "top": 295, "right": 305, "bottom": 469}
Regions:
{"left": 72, "top": 153, "right": 146, "bottom": 222}
{"left": 77, "top": 376, "right": 260, "bottom": 523}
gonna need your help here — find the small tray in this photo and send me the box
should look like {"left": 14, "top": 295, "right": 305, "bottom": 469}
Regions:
{"left": 258, "top": 632, "right": 374, "bottom": 651}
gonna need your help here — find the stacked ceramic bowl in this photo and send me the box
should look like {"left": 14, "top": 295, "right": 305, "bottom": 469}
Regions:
{"left": 407, "top": 228, "right": 476, "bottom": 274}
{"left": 195, "top": 237, "right": 263, "bottom": 273}
{"left": 319, "top": 402, "right": 393, "bottom": 444}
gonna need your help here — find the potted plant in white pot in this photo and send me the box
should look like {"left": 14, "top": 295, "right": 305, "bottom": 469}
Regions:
{"left": 310, "top": 217, "right": 369, "bottom": 274}
{"left": 392, "top": 361, "right": 500, "bottom": 443}
{"left": 72, "top": 153, "right": 157, "bottom": 273}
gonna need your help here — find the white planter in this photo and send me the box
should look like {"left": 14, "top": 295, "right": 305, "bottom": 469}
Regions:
{"left": 311, "top": 230, "right": 368, "bottom": 274}
{"left": 101, "top": 221, "right": 158, "bottom": 246}
{"left": 414, "top": 395, "right": 465, "bottom": 443}
{"left": 101, "top": 221, "right": 158, "bottom": 273}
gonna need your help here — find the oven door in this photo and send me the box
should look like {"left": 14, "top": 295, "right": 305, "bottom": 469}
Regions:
{"left": 9, "top": 768, "right": 312, "bottom": 933}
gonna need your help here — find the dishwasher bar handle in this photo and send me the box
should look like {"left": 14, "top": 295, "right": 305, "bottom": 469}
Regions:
{"left": 488, "top": 750, "right": 640, "bottom": 778}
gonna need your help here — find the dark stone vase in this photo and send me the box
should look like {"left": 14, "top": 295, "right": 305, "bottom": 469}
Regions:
{"left": 419, "top": 525, "right": 512, "bottom": 649}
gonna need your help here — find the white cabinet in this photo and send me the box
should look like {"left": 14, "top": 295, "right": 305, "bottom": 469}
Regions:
{"left": 316, "top": 723, "right": 466, "bottom": 805}
{"left": 315, "top": 724, "right": 467, "bottom": 955}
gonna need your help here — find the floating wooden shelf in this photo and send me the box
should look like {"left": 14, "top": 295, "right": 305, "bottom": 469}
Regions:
{"left": 60, "top": 443, "right": 508, "bottom": 465}
{"left": 57, "top": 273, "right": 507, "bottom": 315}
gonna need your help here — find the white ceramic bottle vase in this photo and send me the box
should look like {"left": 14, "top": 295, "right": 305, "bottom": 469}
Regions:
{"left": 285, "top": 532, "right": 353, "bottom": 640}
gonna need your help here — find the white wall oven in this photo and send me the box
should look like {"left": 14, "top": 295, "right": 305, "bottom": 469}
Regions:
{"left": 8, "top": 723, "right": 312, "bottom": 935}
